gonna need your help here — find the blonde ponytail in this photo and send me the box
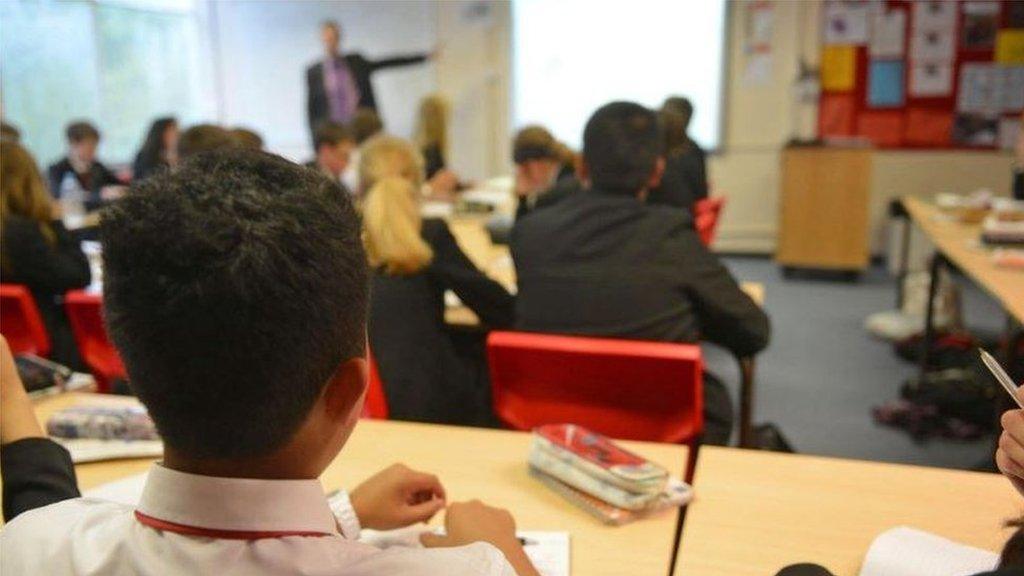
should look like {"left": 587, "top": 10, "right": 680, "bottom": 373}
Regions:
{"left": 362, "top": 176, "right": 433, "bottom": 275}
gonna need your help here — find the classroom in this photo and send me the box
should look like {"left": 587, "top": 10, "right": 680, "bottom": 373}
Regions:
{"left": 1, "top": 1, "right": 1023, "bottom": 575}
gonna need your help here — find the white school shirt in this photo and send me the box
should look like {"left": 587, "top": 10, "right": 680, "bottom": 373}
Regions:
{"left": 0, "top": 464, "right": 515, "bottom": 576}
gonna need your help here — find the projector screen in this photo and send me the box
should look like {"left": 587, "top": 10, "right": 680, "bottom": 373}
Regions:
{"left": 512, "top": 0, "right": 728, "bottom": 150}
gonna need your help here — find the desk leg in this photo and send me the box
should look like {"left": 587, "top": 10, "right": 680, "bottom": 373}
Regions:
{"left": 737, "top": 356, "right": 756, "bottom": 448}
{"left": 918, "top": 253, "right": 945, "bottom": 381}
{"left": 896, "top": 211, "right": 912, "bottom": 309}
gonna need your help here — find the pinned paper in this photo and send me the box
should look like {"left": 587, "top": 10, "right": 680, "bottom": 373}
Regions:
{"left": 913, "top": 1, "right": 957, "bottom": 32}
{"left": 868, "top": 60, "right": 905, "bottom": 107}
{"left": 999, "top": 117, "right": 1022, "bottom": 150}
{"left": 821, "top": 45, "right": 857, "bottom": 91}
{"left": 911, "top": 28, "right": 955, "bottom": 61}
{"left": 996, "top": 30, "right": 1024, "bottom": 65}
{"left": 952, "top": 113, "right": 999, "bottom": 146}
{"left": 1000, "top": 67, "right": 1024, "bottom": 112}
{"left": 961, "top": 2, "right": 1000, "bottom": 50}
{"left": 824, "top": 1, "right": 870, "bottom": 45}
{"left": 819, "top": 94, "right": 857, "bottom": 138}
{"left": 870, "top": 9, "right": 906, "bottom": 58}
{"left": 958, "top": 63, "right": 1001, "bottom": 113}
{"left": 857, "top": 111, "right": 905, "bottom": 146}
{"left": 904, "top": 108, "right": 952, "bottom": 146}
{"left": 909, "top": 61, "right": 953, "bottom": 97}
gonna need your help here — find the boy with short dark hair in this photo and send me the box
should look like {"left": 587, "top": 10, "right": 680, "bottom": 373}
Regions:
{"left": 308, "top": 120, "right": 356, "bottom": 189}
{"left": 47, "top": 120, "right": 123, "bottom": 210}
{"left": 1, "top": 150, "right": 539, "bottom": 576}
{"left": 512, "top": 102, "right": 770, "bottom": 445}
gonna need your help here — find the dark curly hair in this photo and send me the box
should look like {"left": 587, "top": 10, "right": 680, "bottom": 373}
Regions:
{"left": 100, "top": 149, "right": 368, "bottom": 459}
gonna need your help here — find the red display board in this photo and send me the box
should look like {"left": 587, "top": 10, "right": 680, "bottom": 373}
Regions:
{"left": 818, "top": 0, "right": 1024, "bottom": 149}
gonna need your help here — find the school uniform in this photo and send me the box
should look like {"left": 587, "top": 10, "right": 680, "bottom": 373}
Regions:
{"left": 1, "top": 437, "right": 80, "bottom": 521}
{"left": 511, "top": 187, "right": 770, "bottom": 444}
{"left": 647, "top": 145, "right": 709, "bottom": 214}
{"left": 47, "top": 157, "right": 122, "bottom": 212}
{"left": 369, "top": 218, "right": 514, "bottom": 425}
{"left": 0, "top": 463, "right": 515, "bottom": 575}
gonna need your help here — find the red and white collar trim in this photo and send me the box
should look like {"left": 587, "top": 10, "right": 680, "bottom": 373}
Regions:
{"left": 135, "top": 464, "right": 340, "bottom": 538}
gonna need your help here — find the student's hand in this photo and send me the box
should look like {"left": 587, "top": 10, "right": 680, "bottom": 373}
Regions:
{"left": 427, "top": 169, "right": 459, "bottom": 199}
{"left": 349, "top": 463, "right": 446, "bottom": 530}
{"left": 997, "top": 388, "right": 1024, "bottom": 497}
{"left": 421, "top": 500, "right": 541, "bottom": 576}
{"left": 0, "top": 336, "right": 46, "bottom": 445}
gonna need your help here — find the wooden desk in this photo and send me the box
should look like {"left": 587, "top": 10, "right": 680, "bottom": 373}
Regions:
{"left": 675, "top": 447, "right": 1019, "bottom": 576}
{"left": 902, "top": 197, "right": 1024, "bottom": 324}
{"left": 27, "top": 393, "right": 689, "bottom": 576}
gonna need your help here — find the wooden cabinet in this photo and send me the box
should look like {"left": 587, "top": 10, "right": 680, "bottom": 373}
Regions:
{"left": 776, "top": 146, "right": 872, "bottom": 273}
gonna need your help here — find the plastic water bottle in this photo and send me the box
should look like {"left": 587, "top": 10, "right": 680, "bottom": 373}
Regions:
{"left": 60, "top": 172, "right": 86, "bottom": 229}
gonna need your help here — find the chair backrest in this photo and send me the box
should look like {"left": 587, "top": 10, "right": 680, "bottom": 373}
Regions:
{"left": 694, "top": 197, "right": 726, "bottom": 246}
{"left": 361, "top": 349, "right": 389, "bottom": 419}
{"left": 0, "top": 284, "right": 51, "bottom": 357}
{"left": 487, "top": 331, "right": 704, "bottom": 445}
{"left": 64, "top": 290, "right": 125, "bottom": 392}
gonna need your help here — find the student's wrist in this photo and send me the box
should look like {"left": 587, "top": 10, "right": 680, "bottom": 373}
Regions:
{"left": 327, "top": 489, "right": 362, "bottom": 540}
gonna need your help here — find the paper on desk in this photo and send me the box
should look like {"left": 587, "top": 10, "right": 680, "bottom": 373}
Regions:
{"left": 859, "top": 526, "right": 997, "bottom": 576}
{"left": 57, "top": 438, "right": 163, "bottom": 464}
{"left": 361, "top": 526, "right": 569, "bottom": 576}
{"left": 84, "top": 471, "right": 149, "bottom": 506}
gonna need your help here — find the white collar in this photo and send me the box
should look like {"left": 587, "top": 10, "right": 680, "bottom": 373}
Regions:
{"left": 136, "top": 463, "right": 339, "bottom": 536}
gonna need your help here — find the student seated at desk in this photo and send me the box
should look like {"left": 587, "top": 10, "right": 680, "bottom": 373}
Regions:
{"left": 361, "top": 136, "right": 514, "bottom": 425}
{"left": 177, "top": 123, "right": 239, "bottom": 160}
{"left": 512, "top": 125, "right": 579, "bottom": 220}
{"left": 511, "top": 102, "right": 769, "bottom": 445}
{"left": 132, "top": 117, "right": 179, "bottom": 181}
{"left": 647, "top": 96, "right": 709, "bottom": 214}
{"left": 1, "top": 141, "right": 91, "bottom": 370}
{"left": 0, "top": 150, "right": 539, "bottom": 576}
{"left": 47, "top": 121, "right": 124, "bottom": 211}
{"left": 306, "top": 121, "right": 356, "bottom": 192}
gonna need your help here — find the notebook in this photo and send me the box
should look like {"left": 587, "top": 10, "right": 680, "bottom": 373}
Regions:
{"left": 859, "top": 527, "right": 998, "bottom": 576}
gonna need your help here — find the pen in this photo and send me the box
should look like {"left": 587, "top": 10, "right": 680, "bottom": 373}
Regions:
{"left": 980, "top": 349, "right": 1024, "bottom": 409}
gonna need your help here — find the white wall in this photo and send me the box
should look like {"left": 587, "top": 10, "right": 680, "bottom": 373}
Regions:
{"left": 209, "top": 0, "right": 437, "bottom": 161}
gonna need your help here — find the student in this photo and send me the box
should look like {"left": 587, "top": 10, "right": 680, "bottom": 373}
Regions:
{"left": 47, "top": 121, "right": 124, "bottom": 211}
{"left": 132, "top": 117, "right": 179, "bottom": 181}
{"left": 511, "top": 102, "right": 769, "bottom": 445}
{"left": 231, "top": 127, "right": 264, "bottom": 150}
{"left": 647, "top": 96, "right": 709, "bottom": 213}
{"left": 416, "top": 94, "right": 451, "bottom": 179}
{"left": 177, "top": 124, "right": 238, "bottom": 160}
{"left": 0, "top": 150, "right": 539, "bottom": 576}
{"left": 511, "top": 125, "right": 579, "bottom": 220}
{"left": 343, "top": 108, "right": 384, "bottom": 193}
{"left": 361, "top": 136, "right": 515, "bottom": 425}
{"left": 307, "top": 121, "right": 356, "bottom": 191}
{"left": 1, "top": 142, "right": 91, "bottom": 370}
{"left": 0, "top": 336, "right": 80, "bottom": 521}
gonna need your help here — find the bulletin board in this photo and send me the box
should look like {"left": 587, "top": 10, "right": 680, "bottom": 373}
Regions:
{"left": 818, "top": 0, "right": 1024, "bottom": 150}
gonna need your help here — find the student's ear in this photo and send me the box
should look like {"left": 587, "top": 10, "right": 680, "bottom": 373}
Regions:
{"left": 646, "top": 157, "right": 666, "bottom": 189}
{"left": 322, "top": 356, "right": 368, "bottom": 422}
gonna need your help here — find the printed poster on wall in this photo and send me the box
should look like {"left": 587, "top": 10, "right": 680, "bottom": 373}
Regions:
{"left": 996, "top": 30, "right": 1024, "bottom": 64}
{"left": 958, "top": 63, "right": 1000, "bottom": 113}
{"left": 909, "top": 61, "right": 953, "bottom": 97}
{"left": 998, "top": 66, "right": 1024, "bottom": 111}
{"left": 913, "top": 0, "right": 957, "bottom": 32}
{"left": 824, "top": 1, "right": 870, "bottom": 45}
{"left": 870, "top": 8, "right": 906, "bottom": 58}
{"left": 821, "top": 45, "right": 857, "bottom": 91}
{"left": 868, "top": 60, "right": 905, "bottom": 107}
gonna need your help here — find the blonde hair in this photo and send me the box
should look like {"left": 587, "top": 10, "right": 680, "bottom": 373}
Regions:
{"left": 362, "top": 176, "right": 433, "bottom": 275}
{"left": 414, "top": 94, "right": 450, "bottom": 157}
{"left": 359, "top": 134, "right": 425, "bottom": 193}
{"left": 1, "top": 141, "right": 55, "bottom": 244}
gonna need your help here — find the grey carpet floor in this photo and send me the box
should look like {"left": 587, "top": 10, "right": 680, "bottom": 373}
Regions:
{"left": 705, "top": 256, "right": 1005, "bottom": 471}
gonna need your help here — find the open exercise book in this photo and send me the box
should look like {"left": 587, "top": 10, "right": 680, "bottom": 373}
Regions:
{"left": 859, "top": 527, "right": 998, "bottom": 576}
{"left": 85, "top": 473, "right": 570, "bottom": 576}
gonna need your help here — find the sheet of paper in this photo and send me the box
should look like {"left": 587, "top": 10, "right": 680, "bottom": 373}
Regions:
{"left": 958, "top": 63, "right": 1001, "bottom": 113}
{"left": 821, "top": 45, "right": 857, "bottom": 91}
{"left": 858, "top": 526, "right": 997, "bottom": 576}
{"left": 83, "top": 471, "right": 149, "bottom": 506}
{"left": 999, "top": 117, "right": 1022, "bottom": 150}
{"left": 911, "top": 29, "right": 955, "bottom": 61}
{"left": 909, "top": 61, "right": 953, "bottom": 97}
{"left": 824, "top": 1, "right": 870, "bottom": 45}
{"left": 996, "top": 29, "right": 1024, "bottom": 64}
{"left": 999, "top": 66, "right": 1024, "bottom": 111}
{"left": 744, "top": 52, "right": 773, "bottom": 86}
{"left": 961, "top": 1, "right": 1000, "bottom": 50}
{"left": 870, "top": 9, "right": 906, "bottom": 58}
{"left": 912, "top": 0, "right": 956, "bottom": 32}
{"left": 868, "top": 60, "right": 905, "bottom": 107}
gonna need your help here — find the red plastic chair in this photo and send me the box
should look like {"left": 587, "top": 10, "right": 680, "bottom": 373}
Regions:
{"left": 488, "top": 331, "right": 704, "bottom": 473}
{"left": 0, "top": 284, "right": 51, "bottom": 357}
{"left": 64, "top": 290, "right": 126, "bottom": 393}
{"left": 694, "top": 197, "right": 726, "bottom": 246}
{"left": 361, "top": 349, "right": 389, "bottom": 419}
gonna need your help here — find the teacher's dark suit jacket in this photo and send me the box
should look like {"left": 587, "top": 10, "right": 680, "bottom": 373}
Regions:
{"left": 511, "top": 186, "right": 769, "bottom": 358}
{"left": 306, "top": 52, "right": 428, "bottom": 134}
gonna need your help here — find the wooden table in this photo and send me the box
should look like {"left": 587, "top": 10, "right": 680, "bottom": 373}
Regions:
{"left": 26, "top": 393, "right": 689, "bottom": 576}
{"left": 902, "top": 197, "right": 1024, "bottom": 324}
{"left": 675, "top": 447, "right": 1020, "bottom": 576}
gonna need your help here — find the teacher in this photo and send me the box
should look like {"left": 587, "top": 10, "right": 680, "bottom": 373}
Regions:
{"left": 306, "top": 20, "right": 432, "bottom": 139}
